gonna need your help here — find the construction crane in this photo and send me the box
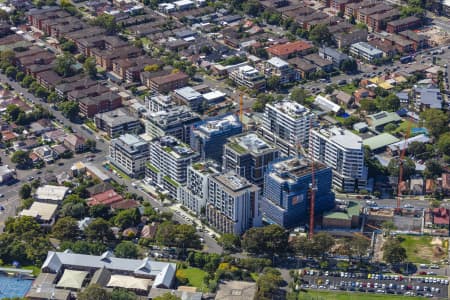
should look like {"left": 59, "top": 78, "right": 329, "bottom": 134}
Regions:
{"left": 308, "top": 119, "right": 317, "bottom": 239}
{"left": 239, "top": 93, "right": 244, "bottom": 122}
{"left": 395, "top": 120, "right": 413, "bottom": 214}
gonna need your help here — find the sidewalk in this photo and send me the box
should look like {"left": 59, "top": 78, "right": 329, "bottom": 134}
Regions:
{"left": 169, "top": 203, "right": 222, "bottom": 239}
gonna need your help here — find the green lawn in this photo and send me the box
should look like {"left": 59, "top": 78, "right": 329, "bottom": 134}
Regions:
{"left": 394, "top": 120, "right": 418, "bottom": 134}
{"left": 182, "top": 267, "right": 208, "bottom": 291}
{"left": 399, "top": 235, "right": 447, "bottom": 264}
{"left": 84, "top": 120, "right": 98, "bottom": 132}
{"left": 297, "top": 290, "right": 424, "bottom": 300}
{"left": 339, "top": 84, "right": 357, "bottom": 95}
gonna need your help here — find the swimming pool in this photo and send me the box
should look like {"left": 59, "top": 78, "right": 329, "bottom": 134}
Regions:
{"left": 0, "top": 275, "right": 33, "bottom": 298}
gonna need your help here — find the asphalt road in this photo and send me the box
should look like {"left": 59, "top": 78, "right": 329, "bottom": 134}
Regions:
{"left": 0, "top": 74, "right": 224, "bottom": 253}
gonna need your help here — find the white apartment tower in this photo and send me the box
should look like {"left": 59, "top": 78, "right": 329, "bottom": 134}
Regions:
{"left": 309, "top": 126, "right": 367, "bottom": 192}
{"left": 259, "top": 100, "right": 314, "bottom": 156}
{"left": 206, "top": 171, "right": 261, "bottom": 235}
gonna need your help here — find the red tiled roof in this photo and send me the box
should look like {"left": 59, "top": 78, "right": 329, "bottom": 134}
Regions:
{"left": 1, "top": 130, "right": 18, "bottom": 141}
{"left": 111, "top": 199, "right": 139, "bottom": 210}
{"left": 88, "top": 189, "right": 124, "bottom": 206}
{"left": 267, "top": 40, "right": 313, "bottom": 57}
{"left": 432, "top": 207, "right": 450, "bottom": 225}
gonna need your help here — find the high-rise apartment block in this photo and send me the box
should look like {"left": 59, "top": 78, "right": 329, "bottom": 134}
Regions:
{"left": 207, "top": 171, "right": 261, "bottom": 234}
{"left": 259, "top": 101, "right": 314, "bottom": 156}
{"left": 145, "top": 106, "right": 200, "bottom": 144}
{"left": 309, "top": 126, "right": 367, "bottom": 192}
{"left": 109, "top": 134, "right": 149, "bottom": 178}
{"left": 260, "top": 157, "right": 334, "bottom": 228}
{"left": 146, "top": 136, "right": 199, "bottom": 197}
{"left": 178, "top": 161, "right": 219, "bottom": 215}
{"left": 190, "top": 114, "right": 242, "bottom": 164}
{"left": 222, "top": 133, "right": 280, "bottom": 187}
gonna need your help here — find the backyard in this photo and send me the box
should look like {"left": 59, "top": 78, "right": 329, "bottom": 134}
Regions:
{"left": 179, "top": 267, "right": 208, "bottom": 292}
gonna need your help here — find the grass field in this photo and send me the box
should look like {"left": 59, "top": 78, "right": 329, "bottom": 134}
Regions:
{"left": 399, "top": 235, "right": 447, "bottom": 264}
{"left": 182, "top": 267, "right": 208, "bottom": 291}
{"left": 339, "top": 84, "right": 358, "bottom": 95}
{"left": 297, "top": 290, "right": 424, "bottom": 300}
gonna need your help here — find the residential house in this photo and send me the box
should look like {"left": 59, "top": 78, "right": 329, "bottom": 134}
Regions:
{"left": 287, "top": 57, "right": 317, "bottom": 79}
{"left": 331, "top": 90, "right": 354, "bottom": 107}
{"left": 33, "top": 145, "right": 56, "bottom": 164}
{"left": 30, "top": 119, "right": 54, "bottom": 136}
{"left": 64, "top": 134, "right": 86, "bottom": 153}
{"left": 88, "top": 189, "right": 124, "bottom": 206}
{"left": 304, "top": 54, "right": 334, "bottom": 72}
{"left": 414, "top": 87, "right": 442, "bottom": 110}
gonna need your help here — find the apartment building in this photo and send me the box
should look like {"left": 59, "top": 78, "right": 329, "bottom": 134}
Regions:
{"left": 357, "top": 3, "right": 392, "bottom": 23}
{"left": 146, "top": 136, "right": 199, "bottom": 197}
{"left": 259, "top": 101, "right": 314, "bottom": 156}
{"left": 145, "top": 94, "right": 174, "bottom": 113}
{"left": 350, "top": 42, "right": 383, "bottom": 62}
{"left": 223, "top": 133, "right": 280, "bottom": 187}
{"left": 229, "top": 65, "right": 266, "bottom": 92}
{"left": 94, "top": 108, "right": 141, "bottom": 138}
{"left": 147, "top": 72, "right": 189, "bottom": 94}
{"left": 109, "top": 134, "right": 149, "bottom": 178}
{"left": 310, "top": 127, "right": 367, "bottom": 192}
{"left": 386, "top": 16, "right": 421, "bottom": 33}
{"left": 260, "top": 157, "right": 335, "bottom": 228}
{"left": 206, "top": 171, "right": 261, "bottom": 234}
{"left": 259, "top": 57, "right": 299, "bottom": 85}
{"left": 145, "top": 106, "right": 201, "bottom": 144}
{"left": 178, "top": 161, "right": 219, "bottom": 215}
{"left": 190, "top": 114, "right": 242, "bottom": 164}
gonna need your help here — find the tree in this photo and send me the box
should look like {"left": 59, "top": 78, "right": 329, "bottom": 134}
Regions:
{"left": 263, "top": 224, "right": 288, "bottom": 256}
{"left": 154, "top": 293, "right": 181, "bottom": 300}
{"left": 115, "top": 241, "right": 138, "bottom": 258}
{"left": 0, "top": 50, "right": 15, "bottom": 66}
{"left": 309, "top": 24, "right": 333, "bottom": 46}
{"left": 85, "top": 139, "right": 96, "bottom": 152}
{"left": 218, "top": 233, "right": 240, "bottom": 252}
{"left": 384, "top": 123, "right": 397, "bottom": 133}
{"left": 15, "top": 71, "right": 25, "bottom": 82}
{"left": 61, "top": 40, "right": 77, "bottom": 53}
{"left": 5, "top": 66, "right": 17, "bottom": 79}
{"left": 92, "top": 14, "right": 119, "bottom": 34}
{"left": 6, "top": 104, "right": 22, "bottom": 122}
{"left": 52, "top": 217, "right": 79, "bottom": 240}
{"left": 21, "top": 75, "right": 34, "bottom": 88}
{"left": 78, "top": 284, "right": 111, "bottom": 300}
{"left": 290, "top": 87, "right": 308, "bottom": 104}
{"left": 19, "top": 184, "right": 32, "bottom": 199}
{"left": 381, "top": 221, "right": 396, "bottom": 236}
{"left": 83, "top": 57, "right": 97, "bottom": 79}
{"left": 54, "top": 53, "right": 76, "bottom": 77}
{"left": 4, "top": 216, "right": 41, "bottom": 242}
{"left": 254, "top": 268, "right": 283, "bottom": 300}
{"left": 267, "top": 76, "right": 280, "bottom": 91}
{"left": 340, "top": 59, "right": 358, "bottom": 73}
{"left": 387, "top": 157, "right": 416, "bottom": 180}
{"left": 113, "top": 208, "right": 140, "bottom": 230}
{"left": 11, "top": 150, "right": 31, "bottom": 168}
{"left": 359, "top": 99, "right": 378, "bottom": 113}
{"left": 424, "top": 160, "right": 443, "bottom": 179}
{"left": 437, "top": 132, "right": 450, "bottom": 156}
{"left": 352, "top": 236, "right": 370, "bottom": 261}
{"left": 242, "top": 0, "right": 261, "bottom": 16}
{"left": 60, "top": 201, "right": 86, "bottom": 218}
{"left": 143, "top": 64, "right": 160, "bottom": 72}
{"left": 85, "top": 218, "right": 114, "bottom": 243}
{"left": 420, "top": 109, "right": 449, "bottom": 138}
{"left": 111, "top": 289, "right": 137, "bottom": 300}
{"left": 242, "top": 227, "right": 265, "bottom": 254}
{"left": 408, "top": 141, "right": 426, "bottom": 158}
{"left": 376, "top": 94, "right": 400, "bottom": 112}
{"left": 324, "top": 85, "right": 334, "bottom": 94}
{"left": 312, "top": 232, "right": 334, "bottom": 258}
{"left": 383, "top": 239, "right": 407, "bottom": 265}
{"left": 89, "top": 204, "right": 111, "bottom": 219}
{"left": 59, "top": 101, "right": 79, "bottom": 121}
